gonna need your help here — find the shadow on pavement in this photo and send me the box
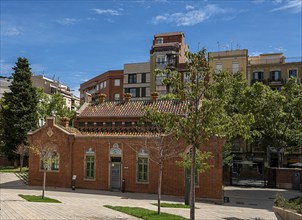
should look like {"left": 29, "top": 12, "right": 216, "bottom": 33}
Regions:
{"left": 224, "top": 186, "right": 302, "bottom": 211}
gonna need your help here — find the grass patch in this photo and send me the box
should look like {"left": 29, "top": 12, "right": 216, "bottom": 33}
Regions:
{"left": 0, "top": 166, "right": 28, "bottom": 173}
{"left": 151, "top": 203, "right": 190, "bottom": 208}
{"left": 104, "top": 205, "right": 187, "bottom": 220}
{"left": 275, "top": 194, "right": 302, "bottom": 214}
{"left": 19, "top": 194, "right": 61, "bottom": 203}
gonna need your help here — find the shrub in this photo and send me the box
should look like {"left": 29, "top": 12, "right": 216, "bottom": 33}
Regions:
{"left": 275, "top": 194, "right": 302, "bottom": 214}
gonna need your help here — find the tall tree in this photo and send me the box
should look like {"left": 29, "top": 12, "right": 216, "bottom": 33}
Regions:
{"left": 1, "top": 58, "right": 38, "bottom": 160}
{"left": 143, "top": 109, "right": 183, "bottom": 215}
{"left": 242, "top": 79, "right": 302, "bottom": 168}
{"left": 154, "top": 49, "right": 253, "bottom": 220}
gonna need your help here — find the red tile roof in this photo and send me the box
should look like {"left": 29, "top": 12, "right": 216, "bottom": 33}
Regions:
{"left": 77, "top": 100, "right": 187, "bottom": 118}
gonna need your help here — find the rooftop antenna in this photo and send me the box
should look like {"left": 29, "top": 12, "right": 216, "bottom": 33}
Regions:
{"left": 237, "top": 43, "right": 241, "bottom": 50}
{"left": 231, "top": 40, "right": 233, "bottom": 50}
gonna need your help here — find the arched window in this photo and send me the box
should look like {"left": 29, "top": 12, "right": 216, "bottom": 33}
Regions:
{"left": 137, "top": 148, "right": 149, "bottom": 183}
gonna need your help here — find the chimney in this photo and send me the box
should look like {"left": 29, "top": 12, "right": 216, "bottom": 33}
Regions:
{"left": 61, "top": 117, "right": 70, "bottom": 128}
{"left": 181, "top": 93, "right": 186, "bottom": 101}
{"left": 124, "top": 93, "right": 132, "bottom": 103}
{"left": 151, "top": 92, "right": 159, "bottom": 102}
{"left": 85, "top": 92, "right": 92, "bottom": 103}
{"left": 98, "top": 93, "right": 106, "bottom": 104}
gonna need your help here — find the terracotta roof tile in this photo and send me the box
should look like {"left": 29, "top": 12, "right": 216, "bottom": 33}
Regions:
{"left": 78, "top": 100, "right": 187, "bottom": 118}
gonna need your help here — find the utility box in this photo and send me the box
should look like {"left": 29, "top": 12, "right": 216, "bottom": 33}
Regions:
{"left": 292, "top": 173, "right": 300, "bottom": 190}
{"left": 72, "top": 175, "right": 77, "bottom": 190}
{"left": 122, "top": 179, "right": 125, "bottom": 193}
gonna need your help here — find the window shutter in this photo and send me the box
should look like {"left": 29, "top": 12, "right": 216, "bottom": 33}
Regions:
{"left": 136, "top": 88, "right": 140, "bottom": 97}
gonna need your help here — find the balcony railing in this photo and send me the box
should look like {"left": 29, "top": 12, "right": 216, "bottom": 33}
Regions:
{"left": 251, "top": 78, "right": 284, "bottom": 86}
{"left": 251, "top": 79, "right": 267, "bottom": 85}
{"left": 249, "top": 57, "right": 302, "bottom": 65}
{"left": 249, "top": 58, "right": 284, "bottom": 65}
{"left": 214, "top": 67, "right": 244, "bottom": 74}
{"left": 268, "top": 78, "right": 284, "bottom": 85}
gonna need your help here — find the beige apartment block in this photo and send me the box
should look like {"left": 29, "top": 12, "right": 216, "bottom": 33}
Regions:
{"left": 124, "top": 62, "right": 150, "bottom": 101}
{"left": 248, "top": 53, "right": 302, "bottom": 90}
{"left": 208, "top": 49, "right": 248, "bottom": 78}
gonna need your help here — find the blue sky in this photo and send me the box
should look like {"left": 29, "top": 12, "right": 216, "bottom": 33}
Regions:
{"left": 1, "top": 0, "right": 301, "bottom": 96}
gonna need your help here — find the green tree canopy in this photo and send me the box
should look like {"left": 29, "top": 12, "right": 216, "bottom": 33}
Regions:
{"left": 242, "top": 79, "right": 302, "bottom": 167}
{"left": 149, "top": 49, "right": 253, "bottom": 220}
{"left": 0, "top": 58, "right": 38, "bottom": 160}
{"left": 36, "top": 89, "right": 74, "bottom": 126}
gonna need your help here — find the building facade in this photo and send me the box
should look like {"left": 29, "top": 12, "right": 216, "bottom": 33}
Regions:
{"left": 28, "top": 96, "right": 224, "bottom": 202}
{"left": 124, "top": 62, "right": 150, "bottom": 101}
{"left": 248, "top": 53, "right": 302, "bottom": 90}
{"left": 31, "top": 75, "right": 80, "bottom": 111}
{"left": 209, "top": 49, "right": 248, "bottom": 78}
{"left": 79, "top": 70, "right": 124, "bottom": 103}
{"left": 0, "top": 76, "right": 12, "bottom": 99}
{"left": 150, "top": 32, "right": 189, "bottom": 96}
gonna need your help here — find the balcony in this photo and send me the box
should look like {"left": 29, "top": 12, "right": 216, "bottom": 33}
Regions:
{"left": 251, "top": 79, "right": 267, "bottom": 85}
{"left": 268, "top": 78, "right": 284, "bottom": 86}
{"left": 249, "top": 57, "right": 284, "bottom": 65}
{"left": 249, "top": 56, "right": 302, "bottom": 65}
{"left": 214, "top": 67, "right": 244, "bottom": 74}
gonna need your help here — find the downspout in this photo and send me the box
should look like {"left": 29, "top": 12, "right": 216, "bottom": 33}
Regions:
{"left": 69, "top": 134, "right": 75, "bottom": 187}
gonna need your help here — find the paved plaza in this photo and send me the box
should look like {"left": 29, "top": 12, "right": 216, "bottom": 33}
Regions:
{"left": 1, "top": 172, "right": 301, "bottom": 220}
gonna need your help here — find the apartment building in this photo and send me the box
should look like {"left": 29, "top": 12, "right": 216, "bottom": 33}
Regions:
{"left": 31, "top": 75, "right": 80, "bottom": 111}
{"left": 124, "top": 62, "right": 150, "bottom": 101}
{"left": 209, "top": 49, "right": 248, "bottom": 78}
{"left": 79, "top": 70, "right": 123, "bottom": 102}
{"left": 248, "top": 53, "right": 302, "bottom": 91}
{"left": 150, "top": 32, "right": 189, "bottom": 96}
{"left": 0, "top": 76, "right": 12, "bottom": 99}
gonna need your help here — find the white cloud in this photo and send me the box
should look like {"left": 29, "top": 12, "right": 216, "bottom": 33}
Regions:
{"left": 270, "top": 0, "right": 302, "bottom": 13}
{"left": 251, "top": 51, "right": 263, "bottom": 56}
{"left": 185, "top": 5, "right": 195, "bottom": 10}
{"left": 0, "top": 21, "right": 23, "bottom": 36}
{"left": 0, "top": 59, "right": 13, "bottom": 75}
{"left": 56, "top": 18, "right": 81, "bottom": 26}
{"left": 91, "top": 8, "right": 122, "bottom": 16}
{"left": 3, "top": 27, "right": 23, "bottom": 36}
{"left": 152, "top": 4, "right": 232, "bottom": 26}
{"left": 275, "top": 46, "right": 287, "bottom": 52}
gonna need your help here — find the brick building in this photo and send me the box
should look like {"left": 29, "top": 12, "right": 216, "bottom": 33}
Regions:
{"left": 28, "top": 95, "right": 224, "bottom": 202}
{"left": 79, "top": 70, "right": 124, "bottom": 103}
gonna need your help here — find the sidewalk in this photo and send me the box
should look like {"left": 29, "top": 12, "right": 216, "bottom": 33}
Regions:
{"left": 1, "top": 172, "right": 300, "bottom": 219}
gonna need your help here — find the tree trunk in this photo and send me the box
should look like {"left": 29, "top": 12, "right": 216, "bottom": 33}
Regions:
{"left": 229, "top": 166, "right": 233, "bottom": 186}
{"left": 20, "top": 155, "right": 24, "bottom": 173}
{"left": 42, "top": 170, "right": 46, "bottom": 199}
{"left": 278, "top": 150, "right": 283, "bottom": 168}
{"left": 158, "top": 162, "right": 163, "bottom": 215}
{"left": 190, "top": 145, "right": 196, "bottom": 220}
